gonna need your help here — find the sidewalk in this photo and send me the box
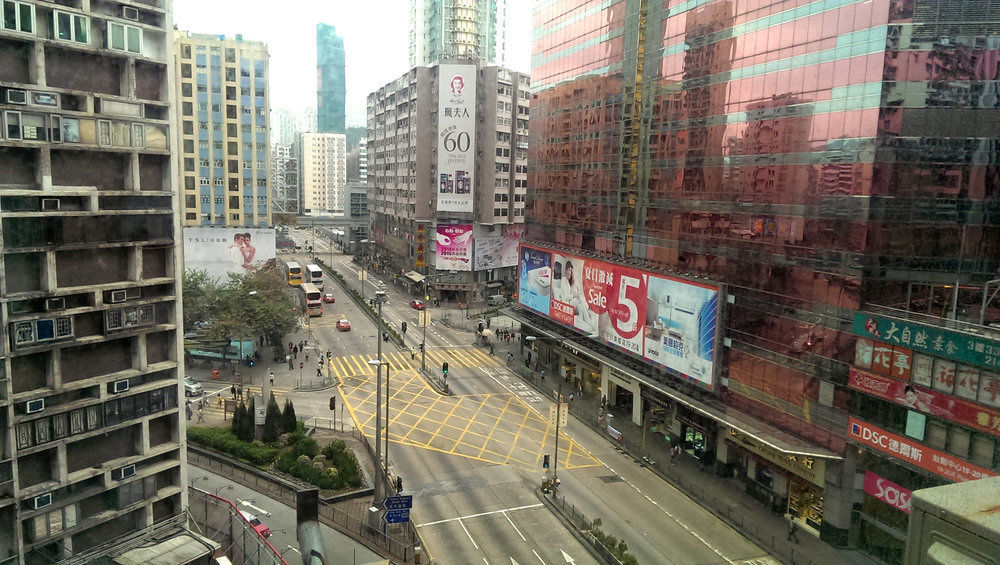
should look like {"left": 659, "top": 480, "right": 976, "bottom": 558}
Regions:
{"left": 485, "top": 329, "right": 879, "bottom": 565}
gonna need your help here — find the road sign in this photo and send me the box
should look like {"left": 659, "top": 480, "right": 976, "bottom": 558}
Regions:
{"left": 383, "top": 508, "right": 410, "bottom": 524}
{"left": 549, "top": 402, "right": 568, "bottom": 427}
{"left": 419, "top": 310, "right": 431, "bottom": 327}
{"left": 359, "top": 269, "right": 368, "bottom": 281}
{"left": 383, "top": 495, "right": 413, "bottom": 510}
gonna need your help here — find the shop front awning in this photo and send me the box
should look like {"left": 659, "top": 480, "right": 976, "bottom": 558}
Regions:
{"left": 508, "top": 309, "right": 843, "bottom": 461}
{"left": 404, "top": 271, "right": 426, "bottom": 283}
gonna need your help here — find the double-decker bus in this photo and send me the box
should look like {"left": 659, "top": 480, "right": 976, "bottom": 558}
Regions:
{"left": 285, "top": 261, "right": 302, "bottom": 286}
{"left": 301, "top": 282, "right": 323, "bottom": 316}
{"left": 305, "top": 264, "right": 324, "bottom": 290}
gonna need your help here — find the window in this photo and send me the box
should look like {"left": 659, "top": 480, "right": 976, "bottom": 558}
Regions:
{"left": 199, "top": 176, "right": 209, "bottom": 185}
{"left": 213, "top": 177, "right": 224, "bottom": 186}
{"left": 107, "top": 21, "right": 141, "bottom": 53}
{"left": 53, "top": 10, "right": 88, "bottom": 44}
{"left": 3, "top": 1, "right": 35, "bottom": 34}
{"left": 181, "top": 83, "right": 192, "bottom": 97}
{"left": 4, "top": 111, "right": 21, "bottom": 139}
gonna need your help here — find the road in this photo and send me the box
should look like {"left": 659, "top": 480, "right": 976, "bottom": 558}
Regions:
{"left": 263, "top": 228, "right": 777, "bottom": 564}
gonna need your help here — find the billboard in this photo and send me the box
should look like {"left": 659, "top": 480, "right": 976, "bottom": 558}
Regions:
{"left": 437, "top": 64, "right": 476, "bottom": 213}
{"left": 435, "top": 225, "right": 473, "bottom": 271}
{"left": 473, "top": 235, "right": 502, "bottom": 270}
{"left": 183, "top": 227, "right": 276, "bottom": 281}
{"left": 501, "top": 224, "right": 524, "bottom": 267}
{"left": 848, "top": 417, "right": 996, "bottom": 482}
{"left": 519, "top": 244, "right": 720, "bottom": 388}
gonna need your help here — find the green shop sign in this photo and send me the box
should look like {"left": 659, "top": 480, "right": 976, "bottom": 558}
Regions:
{"left": 853, "top": 312, "right": 1000, "bottom": 371}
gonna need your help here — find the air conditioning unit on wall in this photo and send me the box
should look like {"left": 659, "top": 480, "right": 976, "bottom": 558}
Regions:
{"left": 112, "top": 464, "right": 135, "bottom": 480}
{"left": 110, "top": 290, "right": 127, "bottom": 303}
{"left": 121, "top": 6, "right": 139, "bottom": 20}
{"left": 32, "top": 494, "right": 52, "bottom": 510}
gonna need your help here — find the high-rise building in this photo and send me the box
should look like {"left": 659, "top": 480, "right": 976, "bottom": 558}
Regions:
{"left": 299, "top": 132, "right": 347, "bottom": 216}
{"left": 367, "top": 63, "right": 527, "bottom": 300}
{"left": 346, "top": 137, "right": 367, "bottom": 183}
{"left": 273, "top": 108, "right": 316, "bottom": 147}
{"left": 409, "top": 0, "right": 507, "bottom": 66}
{"left": 174, "top": 32, "right": 271, "bottom": 227}
{"left": 0, "top": 1, "right": 212, "bottom": 561}
{"left": 316, "top": 23, "right": 346, "bottom": 134}
{"left": 524, "top": 1, "right": 1000, "bottom": 561}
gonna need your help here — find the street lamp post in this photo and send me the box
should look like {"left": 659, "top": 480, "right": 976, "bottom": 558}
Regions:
{"left": 371, "top": 290, "right": 388, "bottom": 502}
{"left": 525, "top": 333, "right": 598, "bottom": 490}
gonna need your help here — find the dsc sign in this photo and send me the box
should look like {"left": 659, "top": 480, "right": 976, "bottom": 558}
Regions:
{"left": 864, "top": 471, "right": 911, "bottom": 513}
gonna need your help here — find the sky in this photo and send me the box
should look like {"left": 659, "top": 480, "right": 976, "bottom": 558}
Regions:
{"left": 173, "top": 0, "right": 534, "bottom": 128}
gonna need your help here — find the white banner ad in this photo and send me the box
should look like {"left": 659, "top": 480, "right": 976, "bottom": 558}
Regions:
{"left": 437, "top": 64, "right": 476, "bottom": 213}
{"left": 183, "top": 227, "right": 277, "bottom": 282}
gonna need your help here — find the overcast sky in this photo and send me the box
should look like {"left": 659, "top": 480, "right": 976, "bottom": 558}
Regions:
{"left": 173, "top": 0, "right": 533, "bottom": 128}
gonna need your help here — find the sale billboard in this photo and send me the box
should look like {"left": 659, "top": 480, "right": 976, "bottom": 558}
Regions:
{"left": 435, "top": 225, "right": 473, "bottom": 271}
{"left": 437, "top": 64, "right": 476, "bottom": 213}
{"left": 519, "top": 244, "right": 719, "bottom": 388}
{"left": 183, "top": 227, "right": 276, "bottom": 282}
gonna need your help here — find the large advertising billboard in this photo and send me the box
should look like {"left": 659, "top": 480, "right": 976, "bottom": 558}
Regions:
{"left": 437, "top": 64, "right": 476, "bottom": 213}
{"left": 435, "top": 224, "right": 473, "bottom": 271}
{"left": 519, "top": 244, "right": 720, "bottom": 388}
{"left": 183, "top": 227, "right": 276, "bottom": 282}
{"left": 501, "top": 224, "right": 524, "bottom": 267}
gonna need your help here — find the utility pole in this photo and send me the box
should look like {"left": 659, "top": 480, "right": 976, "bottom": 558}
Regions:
{"left": 553, "top": 378, "right": 562, "bottom": 487}
{"left": 420, "top": 308, "right": 428, "bottom": 372}
{"left": 385, "top": 364, "right": 390, "bottom": 475}
{"left": 373, "top": 290, "right": 386, "bottom": 502}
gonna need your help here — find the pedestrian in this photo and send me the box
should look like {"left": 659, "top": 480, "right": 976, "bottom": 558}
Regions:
{"left": 670, "top": 444, "right": 680, "bottom": 465}
{"left": 540, "top": 369, "right": 545, "bottom": 382}
{"left": 196, "top": 406, "right": 204, "bottom": 423}
{"left": 411, "top": 348, "right": 416, "bottom": 360}
{"left": 299, "top": 340, "right": 304, "bottom": 350}
{"left": 305, "top": 350, "right": 309, "bottom": 361}
{"left": 237, "top": 385, "right": 243, "bottom": 400}
{"left": 230, "top": 384, "right": 236, "bottom": 399}
{"left": 216, "top": 393, "right": 222, "bottom": 407}
{"left": 787, "top": 519, "right": 799, "bottom": 543}
{"left": 601, "top": 394, "right": 607, "bottom": 407}
{"left": 269, "top": 371, "right": 274, "bottom": 386}
{"left": 286, "top": 354, "right": 292, "bottom": 369}
{"left": 185, "top": 402, "right": 192, "bottom": 420}
{"left": 569, "top": 392, "right": 574, "bottom": 402}
{"left": 489, "top": 344, "right": 495, "bottom": 356}
{"left": 317, "top": 367, "right": 322, "bottom": 377}
{"left": 288, "top": 342, "right": 293, "bottom": 352}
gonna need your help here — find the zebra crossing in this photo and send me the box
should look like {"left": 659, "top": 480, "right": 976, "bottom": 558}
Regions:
{"left": 327, "top": 346, "right": 502, "bottom": 380}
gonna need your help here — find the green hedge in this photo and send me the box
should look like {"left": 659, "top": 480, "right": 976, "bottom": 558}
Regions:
{"left": 187, "top": 423, "right": 362, "bottom": 492}
{"left": 187, "top": 426, "right": 279, "bottom": 466}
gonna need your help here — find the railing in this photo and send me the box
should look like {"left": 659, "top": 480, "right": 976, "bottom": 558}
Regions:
{"left": 546, "top": 493, "right": 625, "bottom": 565}
{"left": 188, "top": 486, "right": 288, "bottom": 565}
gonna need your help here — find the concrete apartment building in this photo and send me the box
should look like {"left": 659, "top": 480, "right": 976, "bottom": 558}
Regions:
{"left": 367, "top": 63, "right": 527, "bottom": 301}
{"left": 298, "top": 132, "right": 346, "bottom": 216}
{"left": 174, "top": 31, "right": 271, "bottom": 227}
{"left": 409, "top": 0, "right": 507, "bottom": 66}
{"left": 0, "top": 0, "right": 208, "bottom": 562}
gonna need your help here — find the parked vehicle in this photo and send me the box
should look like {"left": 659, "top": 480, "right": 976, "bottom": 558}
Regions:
{"left": 183, "top": 377, "right": 203, "bottom": 397}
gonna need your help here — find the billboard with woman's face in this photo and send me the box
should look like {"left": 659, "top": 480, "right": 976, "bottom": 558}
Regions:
{"left": 437, "top": 64, "right": 476, "bottom": 213}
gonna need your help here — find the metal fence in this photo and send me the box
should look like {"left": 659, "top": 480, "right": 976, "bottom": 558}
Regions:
{"left": 547, "top": 492, "right": 625, "bottom": 565}
{"left": 188, "top": 486, "right": 288, "bottom": 565}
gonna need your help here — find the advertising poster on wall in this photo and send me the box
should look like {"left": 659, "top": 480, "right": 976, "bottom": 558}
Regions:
{"left": 473, "top": 236, "right": 503, "bottom": 270}
{"left": 519, "top": 246, "right": 551, "bottom": 314}
{"left": 644, "top": 274, "right": 718, "bottom": 386}
{"left": 518, "top": 244, "right": 720, "bottom": 389}
{"left": 434, "top": 224, "right": 473, "bottom": 271}
{"left": 437, "top": 64, "right": 476, "bottom": 213}
{"left": 183, "top": 227, "right": 276, "bottom": 282}
{"left": 501, "top": 224, "right": 524, "bottom": 267}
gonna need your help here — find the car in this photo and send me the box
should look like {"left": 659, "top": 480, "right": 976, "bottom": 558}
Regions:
{"left": 323, "top": 293, "right": 336, "bottom": 303}
{"left": 183, "top": 377, "right": 203, "bottom": 397}
{"left": 336, "top": 319, "right": 352, "bottom": 331}
{"left": 239, "top": 511, "right": 271, "bottom": 539}
{"left": 409, "top": 299, "right": 426, "bottom": 310}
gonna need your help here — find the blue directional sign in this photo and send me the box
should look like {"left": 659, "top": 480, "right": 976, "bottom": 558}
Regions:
{"left": 383, "top": 508, "right": 410, "bottom": 524}
{"left": 383, "top": 495, "right": 413, "bottom": 510}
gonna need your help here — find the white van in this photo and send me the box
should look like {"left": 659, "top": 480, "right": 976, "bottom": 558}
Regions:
{"left": 487, "top": 295, "right": 507, "bottom": 307}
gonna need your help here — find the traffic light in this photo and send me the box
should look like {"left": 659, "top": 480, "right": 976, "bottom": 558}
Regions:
{"left": 401, "top": 321, "right": 407, "bottom": 334}
{"left": 442, "top": 361, "right": 449, "bottom": 375}
{"left": 395, "top": 476, "right": 403, "bottom": 493}
{"left": 329, "top": 397, "right": 336, "bottom": 411}
{"left": 478, "top": 322, "right": 484, "bottom": 333}
{"left": 543, "top": 454, "right": 550, "bottom": 468}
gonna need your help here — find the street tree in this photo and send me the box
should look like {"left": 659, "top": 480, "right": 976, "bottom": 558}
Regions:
{"left": 182, "top": 269, "right": 219, "bottom": 332}
{"left": 205, "top": 267, "right": 299, "bottom": 349}
{"left": 282, "top": 398, "right": 297, "bottom": 433}
{"left": 263, "top": 393, "right": 282, "bottom": 442}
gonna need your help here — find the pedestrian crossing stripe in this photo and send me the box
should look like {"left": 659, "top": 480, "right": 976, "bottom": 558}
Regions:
{"left": 327, "top": 347, "right": 502, "bottom": 380}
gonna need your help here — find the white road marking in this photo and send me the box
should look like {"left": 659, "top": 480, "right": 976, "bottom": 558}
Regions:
{"left": 560, "top": 549, "right": 575, "bottom": 563}
{"left": 415, "top": 503, "right": 543, "bottom": 527}
{"left": 502, "top": 510, "right": 526, "bottom": 541}
{"left": 458, "top": 519, "right": 479, "bottom": 549}
{"left": 532, "top": 549, "right": 545, "bottom": 564}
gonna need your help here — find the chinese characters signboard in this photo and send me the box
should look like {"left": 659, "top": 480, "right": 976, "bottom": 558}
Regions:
{"left": 519, "top": 244, "right": 719, "bottom": 389}
{"left": 436, "top": 64, "right": 476, "bottom": 213}
{"left": 434, "top": 225, "right": 472, "bottom": 271}
{"left": 848, "top": 417, "right": 996, "bottom": 483}
{"left": 854, "top": 312, "right": 1000, "bottom": 371}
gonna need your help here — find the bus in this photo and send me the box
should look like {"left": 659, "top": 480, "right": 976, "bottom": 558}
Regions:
{"left": 301, "top": 282, "right": 323, "bottom": 316}
{"left": 286, "top": 261, "right": 302, "bottom": 286}
{"left": 305, "top": 264, "right": 324, "bottom": 290}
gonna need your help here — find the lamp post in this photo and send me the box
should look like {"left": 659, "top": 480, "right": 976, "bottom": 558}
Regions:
{"left": 368, "top": 358, "right": 390, "bottom": 477}
{"left": 525, "top": 333, "right": 597, "bottom": 490}
{"left": 371, "top": 290, "right": 388, "bottom": 503}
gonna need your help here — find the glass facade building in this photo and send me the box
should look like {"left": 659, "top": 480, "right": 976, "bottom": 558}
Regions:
{"left": 317, "top": 23, "right": 346, "bottom": 134}
{"left": 527, "top": 0, "right": 1000, "bottom": 557}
